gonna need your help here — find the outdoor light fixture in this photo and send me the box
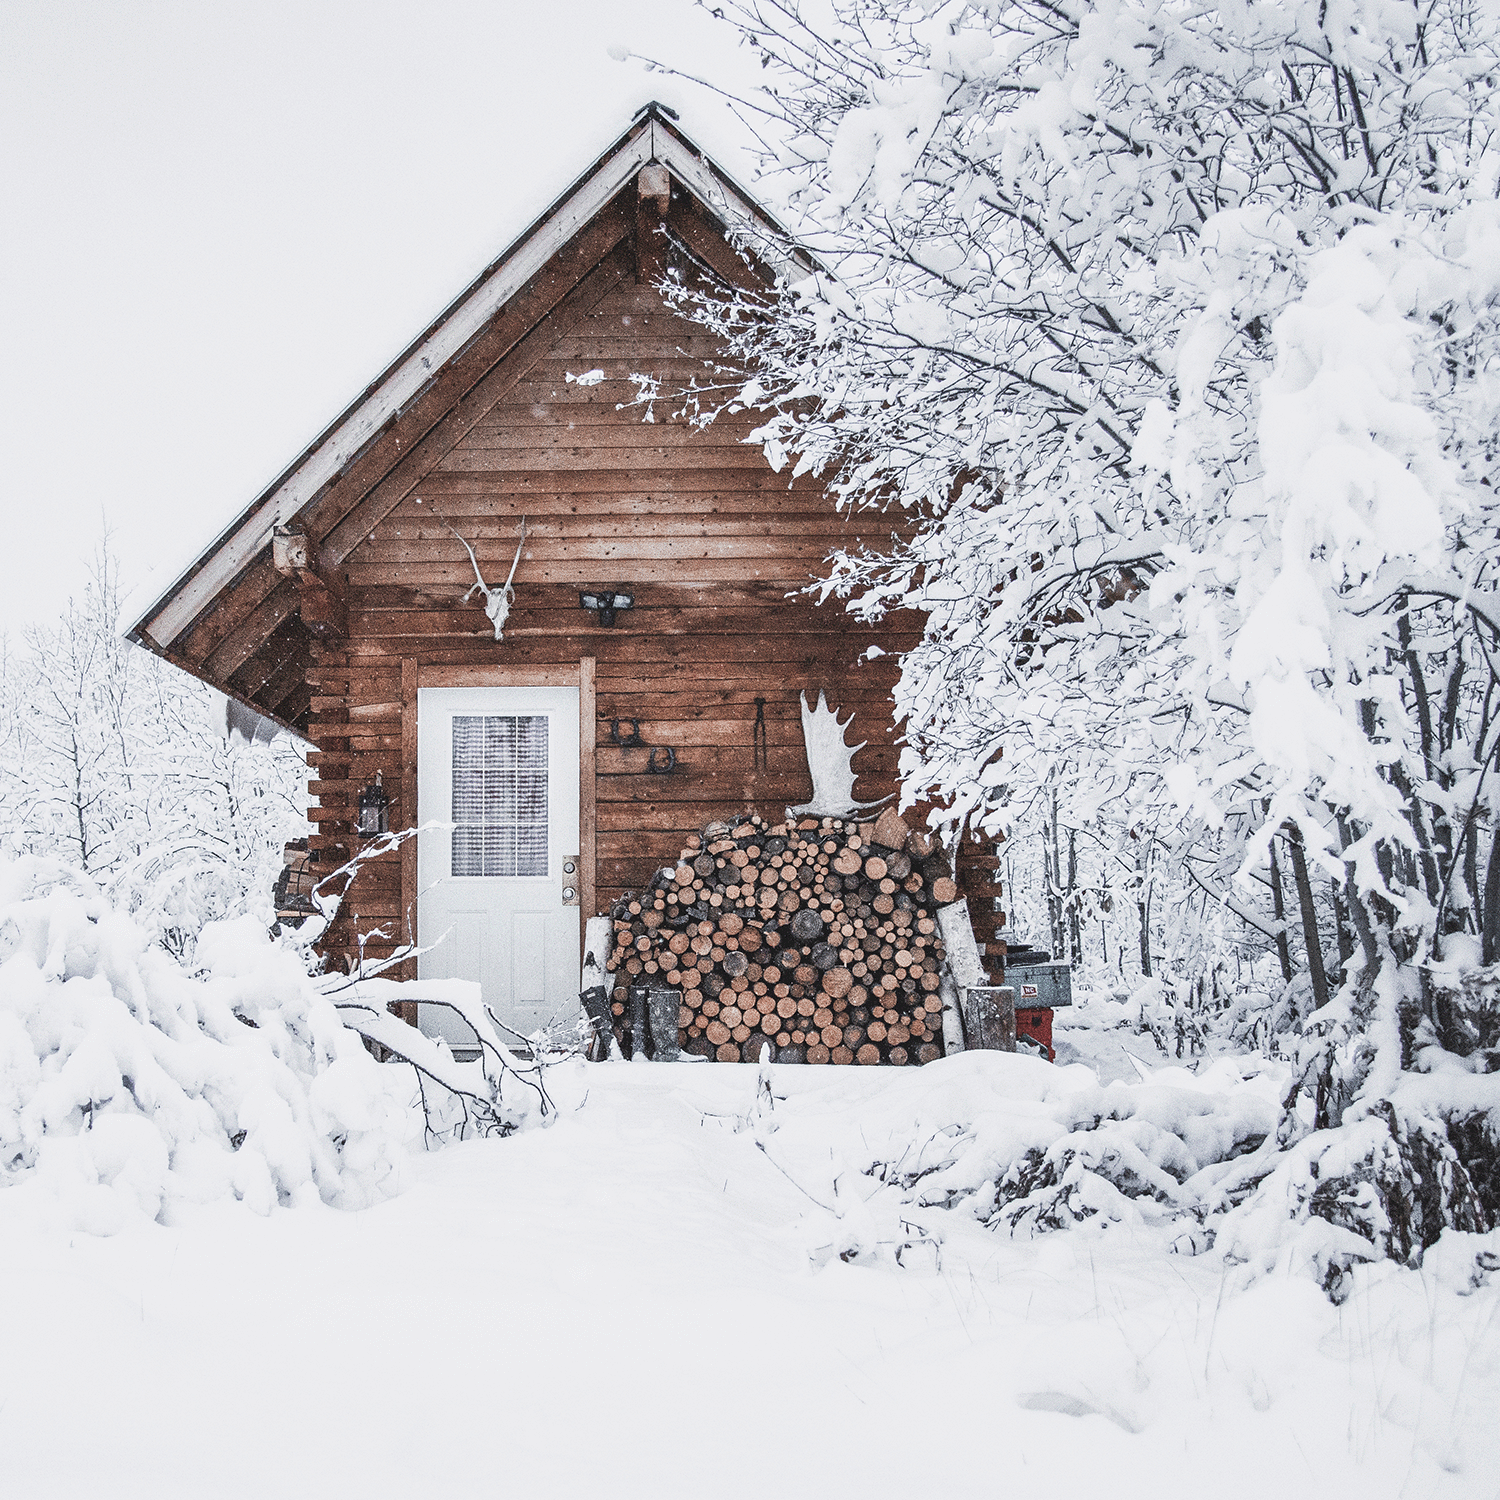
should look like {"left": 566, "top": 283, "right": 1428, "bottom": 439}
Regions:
{"left": 357, "top": 771, "right": 390, "bottom": 838}
{"left": 579, "top": 588, "right": 634, "bottom": 627}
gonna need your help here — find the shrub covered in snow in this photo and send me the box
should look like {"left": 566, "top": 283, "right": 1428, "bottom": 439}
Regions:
{"left": 0, "top": 857, "right": 551, "bottom": 1234}
{"left": 740, "top": 1044, "right": 1494, "bottom": 1296}
{"left": 891, "top": 982, "right": 1499, "bottom": 1292}
{"left": 857, "top": 1052, "right": 1277, "bottom": 1242}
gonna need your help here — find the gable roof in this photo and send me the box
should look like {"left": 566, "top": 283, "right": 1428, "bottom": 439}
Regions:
{"left": 126, "top": 104, "right": 800, "bottom": 730}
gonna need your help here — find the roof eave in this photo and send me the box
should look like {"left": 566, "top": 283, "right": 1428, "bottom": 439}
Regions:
{"left": 129, "top": 104, "right": 802, "bottom": 656}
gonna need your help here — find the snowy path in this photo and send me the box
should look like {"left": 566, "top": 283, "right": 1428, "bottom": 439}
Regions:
{"left": 2, "top": 1060, "right": 1494, "bottom": 1499}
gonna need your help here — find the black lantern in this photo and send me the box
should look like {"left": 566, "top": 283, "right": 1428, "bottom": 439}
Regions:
{"left": 357, "top": 770, "right": 389, "bottom": 838}
{"left": 579, "top": 587, "right": 635, "bottom": 627}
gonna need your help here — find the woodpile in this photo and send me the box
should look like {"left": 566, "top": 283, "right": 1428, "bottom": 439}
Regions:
{"left": 606, "top": 807, "right": 957, "bottom": 1065}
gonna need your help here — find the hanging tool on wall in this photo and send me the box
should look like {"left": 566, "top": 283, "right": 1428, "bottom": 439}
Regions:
{"left": 752, "top": 697, "right": 768, "bottom": 770}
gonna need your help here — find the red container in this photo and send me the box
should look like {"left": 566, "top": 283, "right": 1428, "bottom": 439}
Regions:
{"left": 1015, "top": 1007, "right": 1054, "bottom": 1061}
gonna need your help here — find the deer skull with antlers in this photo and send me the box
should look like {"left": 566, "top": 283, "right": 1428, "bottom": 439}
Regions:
{"left": 441, "top": 517, "right": 527, "bottom": 641}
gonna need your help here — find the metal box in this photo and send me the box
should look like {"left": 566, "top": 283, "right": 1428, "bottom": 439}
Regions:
{"left": 1004, "top": 961, "right": 1073, "bottom": 1009}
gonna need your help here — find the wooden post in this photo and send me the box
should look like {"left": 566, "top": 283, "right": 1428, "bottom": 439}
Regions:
{"left": 939, "top": 973, "right": 965, "bottom": 1053}
{"left": 636, "top": 165, "right": 671, "bottom": 285}
{"left": 580, "top": 655, "right": 596, "bottom": 937}
{"left": 582, "top": 913, "right": 622, "bottom": 1062}
{"left": 398, "top": 656, "right": 419, "bottom": 1014}
{"left": 937, "top": 898, "right": 986, "bottom": 988}
{"left": 960, "top": 986, "right": 1017, "bottom": 1052}
{"left": 272, "top": 525, "right": 347, "bottom": 639}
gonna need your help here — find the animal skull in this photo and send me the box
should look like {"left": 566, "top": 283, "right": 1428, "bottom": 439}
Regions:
{"left": 442, "top": 518, "right": 527, "bottom": 641}
{"left": 787, "top": 689, "right": 893, "bottom": 819}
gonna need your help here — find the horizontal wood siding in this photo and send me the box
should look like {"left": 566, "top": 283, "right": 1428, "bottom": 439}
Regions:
{"left": 311, "top": 280, "right": 923, "bottom": 973}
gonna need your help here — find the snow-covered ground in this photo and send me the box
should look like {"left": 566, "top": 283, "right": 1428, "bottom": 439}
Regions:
{"left": 1055, "top": 988, "right": 1173, "bottom": 1083}
{"left": 3, "top": 1052, "right": 1495, "bottom": 1500}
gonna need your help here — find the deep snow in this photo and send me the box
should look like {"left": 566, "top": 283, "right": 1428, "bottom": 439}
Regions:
{"left": 2, "top": 1055, "right": 1495, "bottom": 1500}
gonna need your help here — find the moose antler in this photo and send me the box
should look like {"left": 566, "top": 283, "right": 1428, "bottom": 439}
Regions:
{"left": 440, "top": 517, "right": 527, "bottom": 640}
{"left": 787, "top": 690, "right": 893, "bottom": 819}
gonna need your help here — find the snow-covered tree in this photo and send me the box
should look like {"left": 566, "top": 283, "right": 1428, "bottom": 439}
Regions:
{"left": 0, "top": 544, "right": 305, "bottom": 954}
{"left": 649, "top": 0, "right": 1500, "bottom": 1280}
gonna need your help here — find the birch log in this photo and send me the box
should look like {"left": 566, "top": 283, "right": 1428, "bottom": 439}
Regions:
{"left": 582, "top": 914, "right": 624, "bottom": 1060}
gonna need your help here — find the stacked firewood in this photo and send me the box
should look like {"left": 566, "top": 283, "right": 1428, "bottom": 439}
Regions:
{"left": 606, "top": 807, "right": 958, "bottom": 1065}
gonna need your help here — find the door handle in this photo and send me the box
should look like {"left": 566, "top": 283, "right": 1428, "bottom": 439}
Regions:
{"left": 561, "top": 856, "right": 580, "bottom": 905}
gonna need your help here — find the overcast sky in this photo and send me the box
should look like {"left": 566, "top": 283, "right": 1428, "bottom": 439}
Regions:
{"left": 0, "top": 1, "right": 770, "bottom": 637}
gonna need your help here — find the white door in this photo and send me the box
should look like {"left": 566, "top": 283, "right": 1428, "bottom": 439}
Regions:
{"left": 417, "top": 685, "right": 581, "bottom": 1047}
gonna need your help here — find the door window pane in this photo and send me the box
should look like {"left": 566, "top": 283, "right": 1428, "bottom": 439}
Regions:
{"left": 451, "top": 714, "right": 549, "bottom": 876}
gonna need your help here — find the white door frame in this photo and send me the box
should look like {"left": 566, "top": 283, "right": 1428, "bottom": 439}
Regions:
{"left": 406, "top": 661, "right": 596, "bottom": 950}
{"left": 404, "top": 661, "right": 596, "bottom": 1042}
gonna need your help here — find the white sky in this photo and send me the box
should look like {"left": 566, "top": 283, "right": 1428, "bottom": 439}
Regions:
{"left": 0, "top": 0, "right": 770, "bottom": 637}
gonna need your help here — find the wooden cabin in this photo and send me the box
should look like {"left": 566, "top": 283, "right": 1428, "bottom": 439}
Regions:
{"left": 127, "top": 106, "right": 1003, "bottom": 1046}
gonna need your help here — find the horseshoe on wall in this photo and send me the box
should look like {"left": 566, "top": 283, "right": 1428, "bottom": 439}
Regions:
{"left": 646, "top": 746, "right": 677, "bottom": 775}
{"left": 610, "top": 718, "right": 643, "bottom": 748}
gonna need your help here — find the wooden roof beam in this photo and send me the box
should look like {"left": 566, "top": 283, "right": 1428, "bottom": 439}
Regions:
{"left": 273, "top": 526, "right": 347, "bottom": 640}
{"left": 240, "top": 636, "right": 312, "bottom": 722}
{"left": 202, "top": 580, "right": 301, "bottom": 682}
{"left": 636, "top": 164, "right": 671, "bottom": 286}
{"left": 175, "top": 552, "right": 281, "bottom": 669}
{"left": 667, "top": 194, "right": 775, "bottom": 297}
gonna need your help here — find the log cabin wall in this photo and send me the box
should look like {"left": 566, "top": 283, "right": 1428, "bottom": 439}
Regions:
{"left": 310, "top": 262, "right": 933, "bottom": 975}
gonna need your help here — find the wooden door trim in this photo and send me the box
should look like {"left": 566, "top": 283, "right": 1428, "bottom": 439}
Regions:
{"left": 418, "top": 664, "right": 581, "bottom": 688}
{"left": 400, "top": 656, "right": 419, "bottom": 979}
{"left": 580, "top": 656, "right": 596, "bottom": 929}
